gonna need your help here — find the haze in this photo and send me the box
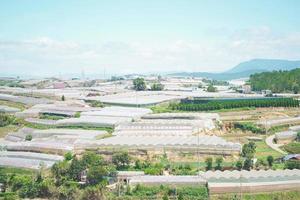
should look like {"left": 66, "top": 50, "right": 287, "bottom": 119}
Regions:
{"left": 1, "top": 0, "right": 300, "bottom": 77}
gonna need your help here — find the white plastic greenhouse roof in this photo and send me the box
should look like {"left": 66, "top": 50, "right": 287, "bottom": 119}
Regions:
{"left": 81, "top": 106, "right": 152, "bottom": 118}
{"left": 0, "top": 93, "right": 52, "bottom": 105}
{"left": 142, "top": 113, "right": 220, "bottom": 120}
{"left": 0, "top": 105, "right": 20, "bottom": 113}
{"left": 289, "top": 125, "right": 300, "bottom": 132}
{"left": 275, "top": 131, "right": 297, "bottom": 139}
{"left": 56, "top": 116, "right": 132, "bottom": 127}
{"left": 129, "top": 175, "right": 206, "bottom": 185}
{"left": 198, "top": 169, "right": 300, "bottom": 182}
{"left": 77, "top": 135, "right": 241, "bottom": 151}
{"left": 0, "top": 151, "right": 63, "bottom": 169}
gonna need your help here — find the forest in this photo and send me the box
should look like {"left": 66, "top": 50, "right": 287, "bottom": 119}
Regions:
{"left": 249, "top": 68, "right": 300, "bottom": 93}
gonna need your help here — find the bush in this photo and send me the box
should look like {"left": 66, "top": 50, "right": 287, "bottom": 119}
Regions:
{"left": 0, "top": 113, "right": 16, "bottom": 127}
{"left": 25, "top": 134, "right": 32, "bottom": 141}
{"left": 267, "top": 155, "right": 274, "bottom": 167}
{"left": 206, "top": 84, "right": 217, "bottom": 92}
{"left": 234, "top": 122, "right": 265, "bottom": 134}
{"left": 285, "top": 160, "right": 300, "bottom": 169}
{"left": 205, "top": 157, "right": 213, "bottom": 171}
{"left": 151, "top": 83, "right": 164, "bottom": 91}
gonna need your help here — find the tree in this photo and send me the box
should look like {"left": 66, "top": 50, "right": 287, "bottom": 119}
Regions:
{"left": 87, "top": 166, "right": 109, "bottom": 185}
{"left": 267, "top": 155, "right": 274, "bottom": 167}
{"left": 235, "top": 160, "right": 243, "bottom": 170}
{"left": 81, "top": 186, "right": 104, "bottom": 200}
{"left": 215, "top": 157, "right": 223, "bottom": 171}
{"left": 61, "top": 95, "right": 65, "bottom": 101}
{"left": 64, "top": 152, "right": 73, "bottom": 161}
{"left": 133, "top": 78, "right": 146, "bottom": 91}
{"left": 112, "top": 151, "right": 131, "bottom": 170}
{"left": 243, "top": 158, "right": 253, "bottom": 170}
{"left": 151, "top": 82, "right": 164, "bottom": 91}
{"left": 297, "top": 132, "right": 300, "bottom": 142}
{"left": 206, "top": 84, "right": 217, "bottom": 92}
{"left": 242, "top": 142, "right": 256, "bottom": 159}
{"left": 205, "top": 157, "right": 213, "bottom": 171}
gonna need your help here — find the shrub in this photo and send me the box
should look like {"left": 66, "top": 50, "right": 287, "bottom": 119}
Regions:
{"left": 25, "top": 134, "right": 32, "bottom": 141}
{"left": 206, "top": 84, "right": 217, "bottom": 92}
{"left": 151, "top": 83, "right": 164, "bottom": 91}
{"left": 285, "top": 160, "right": 300, "bottom": 169}
{"left": 234, "top": 122, "right": 265, "bottom": 134}
{"left": 205, "top": 157, "right": 213, "bottom": 171}
{"left": 267, "top": 155, "right": 274, "bottom": 167}
{"left": 0, "top": 113, "right": 16, "bottom": 127}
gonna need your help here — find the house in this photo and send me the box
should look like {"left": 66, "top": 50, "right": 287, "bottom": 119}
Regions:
{"left": 282, "top": 154, "right": 300, "bottom": 161}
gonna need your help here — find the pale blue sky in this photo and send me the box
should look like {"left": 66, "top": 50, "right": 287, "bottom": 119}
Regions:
{"left": 1, "top": 0, "right": 300, "bottom": 77}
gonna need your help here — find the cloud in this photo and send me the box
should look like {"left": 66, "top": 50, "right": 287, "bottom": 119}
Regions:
{"left": 0, "top": 27, "right": 300, "bottom": 77}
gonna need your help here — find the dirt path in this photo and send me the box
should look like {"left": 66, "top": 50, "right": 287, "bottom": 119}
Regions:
{"left": 265, "top": 135, "right": 287, "bottom": 155}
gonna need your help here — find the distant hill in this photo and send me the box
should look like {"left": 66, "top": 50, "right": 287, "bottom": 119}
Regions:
{"left": 169, "top": 59, "right": 300, "bottom": 80}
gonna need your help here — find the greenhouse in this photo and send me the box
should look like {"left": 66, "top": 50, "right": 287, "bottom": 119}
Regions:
{"left": 0, "top": 151, "right": 63, "bottom": 169}
{"left": 81, "top": 106, "right": 152, "bottom": 118}
{"left": 56, "top": 116, "right": 132, "bottom": 128}
{"left": 0, "top": 105, "right": 20, "bottom": 113}
{"left": 129, "top": 175, "right": 207, "bottom": 186}
{"left": 76, "top": 135, "right": 241, "bottom": 155}
{"left": 199, "top": 169, "right": 300, "bottom": 194}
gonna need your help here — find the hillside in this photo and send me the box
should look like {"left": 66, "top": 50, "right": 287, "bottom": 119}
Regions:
{"left": 249, "top": 68, "right": 300, "bottom": 93}
{"left": 169, "top": 59, "right": 300, "bottom": 80}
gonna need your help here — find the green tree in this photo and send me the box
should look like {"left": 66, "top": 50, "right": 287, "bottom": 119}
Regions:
{"left": 235, "top": 160, "right": 243, "bottom": 170}
{"left": 64, "top": 152, "right": 73, "bottom": 161}
{"left": 61, "top": 95, "right": 65, "bottom": 101}
{"left": 243, "top": 158, "right": 253, "bottom": 170}
{"left": 242, "top": 142, "right": 256, "bottom": 159}
{"left": 267, "top": 155, "right": 274, "bottom": 167}
{"left": 215, "top": 157, "right": 223, "bottom": 171}
{"left": 133, "top": 78, "right": 146, "bottom": 91}
{"left": 112, "top": 151, "right": 131, "bottom": 170}
{"left": 206, "top": 84, "right": 217, "bottom": 92}
{"left": 205, "top": 157, "right": 213, "bottom": 171}
{"left": 151, "top": 82, "right": 164, "bottom": 91}
{"left": 87, "top": 166, "right": 109, "bottom": 185}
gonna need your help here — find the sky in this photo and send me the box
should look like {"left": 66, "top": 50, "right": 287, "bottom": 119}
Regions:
{"left": 0, "top": 0, "right": 300, "bottom": 77}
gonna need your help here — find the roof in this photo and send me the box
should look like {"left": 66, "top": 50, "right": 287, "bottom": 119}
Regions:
{"left": 275, "top": 131, "right": 297, "bottom": 139}
{"left": 129, "top": 175, "right": 206, "bottom": 185}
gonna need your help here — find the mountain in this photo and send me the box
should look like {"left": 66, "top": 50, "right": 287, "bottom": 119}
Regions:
{"left": 227, "top": 59, "right": 300, "bottom": 73}
{"left": 168, "top": 59, "right": 300, "bottom": 80}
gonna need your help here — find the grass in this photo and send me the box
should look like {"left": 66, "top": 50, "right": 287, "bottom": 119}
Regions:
{"left": 0, "top": 124, "right": 19, "bottom": 138}
{"left": 0, "top": 99, "right": 26, "bottom": 110}
{"left": 24, "top": 121, "right": 114, "bottom": 133}
{"left": 254, "top": 141, "right": 283, "bottom": 159}
{"left": 281, "top": 142, "right": 300, "bottom": 154}
{"left": 211, "top": 190, "right": 300, "bottom": 200}
{"left": 0, "top": 166, "right": 35, "bottom": 176}
{"left": 39, "top": 113, "right": 66, "bottom": 120}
